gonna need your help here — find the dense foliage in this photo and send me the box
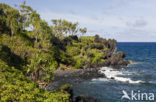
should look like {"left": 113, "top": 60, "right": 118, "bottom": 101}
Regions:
{"left": 0, "top": 59, "right": 70, "bottom": 102}
{"left": 0, "top": 3, "right": 71, "bottom": 101}
{"left": 63, "top": 36, "right": 108, "bottom": 69}
{"left": 0, "top": 2, "right": 118, "bottom": 102}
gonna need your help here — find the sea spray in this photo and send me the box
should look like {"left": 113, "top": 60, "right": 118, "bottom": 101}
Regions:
{"left": 95, "top": 67, "right": 145, "bottom": 84}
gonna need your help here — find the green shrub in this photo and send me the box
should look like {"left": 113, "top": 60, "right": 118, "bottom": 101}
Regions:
{"left": 66, "top": 46, "right": 80, "bottom": 56}
{"left": 86, "top": 49, "right": 104, "bottom": 64}
{"left": 59, "top": 50, "right": 73, "bottom": 65}
{"left": 0, "top": 59, "right": 70, "bottom": 102}
{"left": 91, "top": 52, "right": 104, "bottom": 64}
{"left": 73, "top": 55, "right": 89, "bottom": 69}
{"left": 79, "top": 36, "right": 95, "bottom": 43}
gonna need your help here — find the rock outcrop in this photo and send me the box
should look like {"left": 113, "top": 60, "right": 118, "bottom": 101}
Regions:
{"left": 85, "top": 35, "right": 130, "bottom": 69}
{"left": 74, "top": 95, "right": 100, "bottom": 102}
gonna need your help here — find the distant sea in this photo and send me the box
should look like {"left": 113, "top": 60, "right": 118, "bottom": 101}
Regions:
{"left": 72, "top": 42, "right": 156, "bottom": 102}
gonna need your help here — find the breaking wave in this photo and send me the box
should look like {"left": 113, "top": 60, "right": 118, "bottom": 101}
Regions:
{"left": 92, "top": 67, "right": 145, "bottom": 84}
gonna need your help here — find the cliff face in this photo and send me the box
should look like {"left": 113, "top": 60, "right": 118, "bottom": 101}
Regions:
{"left": 88, "top": 35, "right": 129, "bottom": 68}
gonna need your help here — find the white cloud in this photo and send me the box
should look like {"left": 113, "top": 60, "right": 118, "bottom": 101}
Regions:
{"left": 39, "top": 10, "right": 126, "bottom": 35}
{"left": 40, "top": 10, "right": 125, "bottom": 27}
{"left": 38, "top": 0, "right": 156, "bottom": 42}
{"left": 126, "top": 18, "right": 147, "bottom": 28}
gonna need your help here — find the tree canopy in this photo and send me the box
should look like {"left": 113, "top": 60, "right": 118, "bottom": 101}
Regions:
{"left": 51, "top": 19, "right": 87, "bottom": 38}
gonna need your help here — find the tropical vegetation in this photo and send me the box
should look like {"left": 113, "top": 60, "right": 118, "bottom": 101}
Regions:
{"left": 0, "top": 2, "right": 116, "bottom": 101}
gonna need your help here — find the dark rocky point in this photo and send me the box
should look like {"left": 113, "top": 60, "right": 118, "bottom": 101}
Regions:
{"left": 74, "top": 95, "right": 100, "bottom": 102}
{"left": 47, "top": 35, "right": 131, "bottom": 102}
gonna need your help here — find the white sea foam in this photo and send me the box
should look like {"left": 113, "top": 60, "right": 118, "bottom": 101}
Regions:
{"left": 148, "top": 81, "right": 156, "bottom": 84}
{"left": 92, "top": 78, "right": 110, "bottom": 82}
{"left": 95, "top": 67, "right": 144, "bottom": 84}
{"left": 127, "top": 61, "right": 142, "bottom": 67}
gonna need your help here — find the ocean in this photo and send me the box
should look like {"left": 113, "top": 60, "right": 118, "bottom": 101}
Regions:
{"left": 72, "top": 42, "right": 156, "bottom": 102}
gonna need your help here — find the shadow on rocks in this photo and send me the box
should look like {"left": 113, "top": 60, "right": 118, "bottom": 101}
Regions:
{"left": 74, "top": 94, "right": 100, "bottom": 102}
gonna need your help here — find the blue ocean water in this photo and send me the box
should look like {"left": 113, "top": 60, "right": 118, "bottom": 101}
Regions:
{"left": 72, "top": 42, "right": 156, "bottom": 102}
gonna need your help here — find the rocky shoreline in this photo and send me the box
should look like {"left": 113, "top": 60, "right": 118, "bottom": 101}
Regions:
{"left": 46, "top": 35, "right": 131, "bottom": 102}
{"left": 46, "top": 67, "right": 105, "bottom": 91}
{"left": 46, "top": 67, "right": 104, "bottom": 102}
{"left": 46, "top": 54, "right": 130, "bottom": 91}
{"left": 45, "top": 51, "right": 131, "bottom": 102}
{"left": 46, "top": 62, "right": 130, "bottom": 102}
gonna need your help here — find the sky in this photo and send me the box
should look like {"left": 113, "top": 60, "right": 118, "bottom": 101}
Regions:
{"left": 1, "top": 0, "right": 156, "bottom": 42}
